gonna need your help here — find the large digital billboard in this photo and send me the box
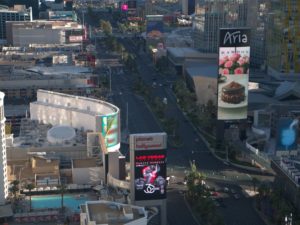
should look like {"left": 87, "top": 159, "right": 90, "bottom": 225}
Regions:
{"left": 276, "top": 118, "right": 298, "bottom": 152}
{"left": 146, "top": 15, "right": 164, "bottom": 39}
{"left": 134, "top": 149, "right": 167, "bottom": 201}
{"left": 101, "top": 113, "right": 119, "bottom": 149}
{"left": 217, "top": 28, "right": 250, "bottom": 120}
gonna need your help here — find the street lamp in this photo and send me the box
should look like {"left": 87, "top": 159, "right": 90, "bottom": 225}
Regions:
{"left": 107, "top": 66, "right": 112, "bottom": 94}
{"left": 152, "top": 48, "right": 158, "bottom": 64}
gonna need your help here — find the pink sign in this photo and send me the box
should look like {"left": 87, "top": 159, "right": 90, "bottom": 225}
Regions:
{"left": 121, "top": 4, "right": 128, "bottom": 11}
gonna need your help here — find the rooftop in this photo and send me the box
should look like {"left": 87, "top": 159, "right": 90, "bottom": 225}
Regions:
{"left": 13, "top": 118, "right": 86, "bottom": 148}
{"left": 85, "top": 201, "right": 147, "bottom": 225}
{"left": 185, "top": 64, "right": 218, "bottom": 78}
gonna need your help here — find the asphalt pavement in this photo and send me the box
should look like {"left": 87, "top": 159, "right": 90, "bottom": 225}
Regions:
{"left": 91, "top": 26, "right": 270, "bottom": 224}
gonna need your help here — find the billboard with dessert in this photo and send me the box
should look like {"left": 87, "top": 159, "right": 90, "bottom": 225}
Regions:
{"left": 217, "top": 28, "right": 250, "bottom": 120}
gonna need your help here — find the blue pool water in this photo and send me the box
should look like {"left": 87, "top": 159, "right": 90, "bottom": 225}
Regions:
{"left": 31, "top": 194, "right": 88, "bottom": 212}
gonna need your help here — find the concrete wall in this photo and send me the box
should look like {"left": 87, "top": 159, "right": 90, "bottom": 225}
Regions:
{"left": 0, "top": 78, "right": 89, "bottom": 89}
{"left": 12, "top": 28, "right": 63, "bottom": 46}
{"left": 7, "top": 145, "right": 86, "bottom": 161}
{"left": 72, "top": 167, "right": 101, "bottom": 185}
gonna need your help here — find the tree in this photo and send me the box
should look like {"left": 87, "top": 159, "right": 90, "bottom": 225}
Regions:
{"left": 9, "top": 180, "right": 19, "bottom": 201}
{"left": 155, "top": 56, "right": 169, "bottom": 72}
{"left": 58, "top": 184, "right": 67, "bottom": 212}
{"left": 24, "top": 183, "right": 35, "bottom": 212}
{"left": 186, "top": 162, "right": 206, "bottom": 202}
{"left": 251, "top": 177, "right": 259, "bottom": 193}
{"left": 100, "top": 20, "right": 112, "bottom": 36}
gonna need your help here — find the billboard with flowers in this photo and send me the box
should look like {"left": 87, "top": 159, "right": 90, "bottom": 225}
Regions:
{"left": 217, "top": 28, "right": 250, "bottom": 120}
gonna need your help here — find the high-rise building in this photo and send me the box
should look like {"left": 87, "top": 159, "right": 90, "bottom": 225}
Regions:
{"left": 0, "top": 92, "right": 8, "bottom": 205}
{"left": 266, "top": 0, "right": 300, "bottom": 75}
{"left": 182, "top": 0, "right": 195, "bottom": 15}
{"left": 193, "top": 0, "right": 249, "bottom": 53}
{"left": 0, "top": 4, "right": 32, "bottom": 43}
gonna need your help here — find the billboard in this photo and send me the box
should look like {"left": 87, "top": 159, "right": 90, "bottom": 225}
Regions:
{"left": 134, "top": 149, "right": 167, "bottom": 201}
{"left": 101, "top": 113, "right": 119, "bottom": 150}
{"left": 217, "top": 28, "right": 250, "bottom": 120}
{"left": 276, "top": 118, "right": 298, "bottom": 152}
{"left": 131, "top": 133, "right": 167, "bottom": 150}
{"left": 146, "top": 15, "right": 164, "bottom": 39}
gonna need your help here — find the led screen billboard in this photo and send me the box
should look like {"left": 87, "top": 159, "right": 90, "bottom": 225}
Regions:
{"left": 276, "top": 118, "right": 298, "bottom": 152}
{"left": 217, "top": 28, "right": 250, "bottom": 120}
{"left": 146, "top": 16, "right": 164, "bottom": 39}
{"left": 134, "top": 149, "right": 166, "bottom": 201}
{"left": 101, "top": 113, "right": 119, "bottom": 149}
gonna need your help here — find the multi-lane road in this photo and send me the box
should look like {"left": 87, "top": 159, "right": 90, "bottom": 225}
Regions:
{"left": 102, "top": 37, "right": 268, "bottom": 225}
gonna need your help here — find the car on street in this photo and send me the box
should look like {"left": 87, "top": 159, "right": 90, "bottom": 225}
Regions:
{"left": 231, "top": 189, "right": 236, "bottom": 194}
{"left": 224, "top": 187, "right": 229, "bottom": 193}
{"left": 234, "top": 194, "right": 240, "bottom": 199}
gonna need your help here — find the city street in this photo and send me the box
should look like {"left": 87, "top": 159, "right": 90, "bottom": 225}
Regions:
{"left": 106, "top": 39, "right": 267, "bottom": 225}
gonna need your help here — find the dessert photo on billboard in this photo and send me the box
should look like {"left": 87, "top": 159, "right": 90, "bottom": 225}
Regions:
{"left": 134, "top": 150, "right": 166, "bottom": 201}
{"left": 217, "top": 46, "right": 250, "bottom": 120}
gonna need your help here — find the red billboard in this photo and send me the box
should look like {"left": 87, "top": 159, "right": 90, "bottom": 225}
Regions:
{"left": 134, "top": 149, "right": 166, "bottom": 201}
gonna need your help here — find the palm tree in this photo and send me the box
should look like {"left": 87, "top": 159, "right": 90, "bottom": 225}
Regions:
{"left": 58, "top": 184, "right": 66, "bottom": 212}
{"left": 9, "top": 180, "right": 20, "bottom": 201}
{"left": 24, "top": 183, "right": 35, "bottom": 212}
{"left": 252, "top": 177, "right": 259, "bottom": 192}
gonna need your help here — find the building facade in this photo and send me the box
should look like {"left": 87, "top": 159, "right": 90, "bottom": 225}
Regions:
{"left": 0, "top": 92, "right": 8, "bottom": 205}
{"left": 193, "top": 0, "right": 249, "bottom": 53}
{"left": 6, "top": 20, "right": 84, "bottom": 47}
{"left": 182, "top": 0, "right": 195, "bottom": 15}
{"left": 266, "top": 0, "right": 300, "bottom": 75}
{"left": 0, "top": 4, "right": 32, "bottom": 43}
{"left": 30, "top": 90, "right": 121, "bottom": 152}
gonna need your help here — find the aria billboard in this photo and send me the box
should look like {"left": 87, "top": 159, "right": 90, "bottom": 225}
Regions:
{"left": 217, "top": 28, "right": 250, "bottom": 120}
{"left": 134, "top": 149, "right": 166, "bottom": 200}
{"left": 276, "top": 118, "right": 298, "bottom": 153}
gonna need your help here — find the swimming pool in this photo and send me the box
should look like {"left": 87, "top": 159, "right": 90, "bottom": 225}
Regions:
{"left": 31, "top": 194, "right": 88, "bottom": 212}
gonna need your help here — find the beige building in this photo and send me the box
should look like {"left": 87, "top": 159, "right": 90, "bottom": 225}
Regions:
{"left": 6, "top": 20, "right": 83, "bottom": 47}
{"left": 184, "top": 61, "right": 218, "bottom": 106}
{"left": 72, "top": 158, "right": 102, "bottom": 185}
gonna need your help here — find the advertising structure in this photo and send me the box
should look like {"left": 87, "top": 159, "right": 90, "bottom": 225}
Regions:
{"left": 131, "top": 133, "right": 167, "bottom": 150}
{"left": 217, "top": 28, "right": 250, "bottom": 120}
{"left": 130, "top": 133, "right": 167, "bottom": 201}
{"left": 134, "top": 149, "right": 166, "bottom": 200}
{"left": 276, "top": 118, "right": 298, "bottom": 152}
{"left": 101, "top": 113, "right": 119, "bottom": 150}
{"left": 146, "top": 15, "right": 164, "bottom": 39}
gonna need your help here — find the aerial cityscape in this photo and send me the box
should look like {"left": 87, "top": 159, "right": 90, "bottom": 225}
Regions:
{"left": 0, "top": 0, "right": 299, "bottom": 225}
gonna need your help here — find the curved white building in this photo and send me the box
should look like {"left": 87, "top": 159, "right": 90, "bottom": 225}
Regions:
{"left": 30, "top": 90, "right": 120, "bottom": 152}
{"left": 0, "top": 92, "right": 8, "bottom": 205}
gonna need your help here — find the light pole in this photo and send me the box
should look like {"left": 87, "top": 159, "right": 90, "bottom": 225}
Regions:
{"left": 107, "top": 66, "right": 112, "bottom": 94}
{"left": 18, "top": 166, "right": 25, "bottom": 194}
